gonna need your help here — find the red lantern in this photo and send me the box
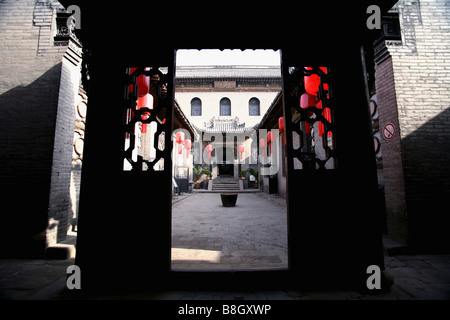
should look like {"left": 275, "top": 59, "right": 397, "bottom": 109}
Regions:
{"left": 267, "top": 131, "right": 273, "bottom": 154}
{"left": 140, "top": 113, "right": 150, "bottom": 133}
{"left": 206, "top": 144, "right": 213, "bottom": 159}
{"left": 317, "top": 101, "right": 332, "bottom": 137}
{"left": 278, "top": 117, "right": 284, "bottom": 131}
{"left": 324, "top": 107, "right": 332, "bottom": 137}
{"left": 175, "top": 132, "right": 185, "bottom": 155}
{"left": 300, "top": 92, "right": 316, "bottom": 109}
{"left": 259, "top": 138, "right": 267, "bottom": 157}
{"left": 137, "top": 93, "right": 153, "bottom": 110}
{"left": 238, "top": 144, "right": 245, "bottom": 160}
{"left": 137, "top": 74, "right": 150, "bottom": 97}
{"left": 300, "top": 93, "right": 316, "bottom": 134}
{"left": 137, "top": 93, "right": 153, "bottom": 133}
{"left": 304, "top": 67, "right": 328, "bottom": 96}
{"left": 184, "top": 139, "right": 192, "bottom": 158}
{"left": 279, "top": 117, "right": 285, "bottom": 145}
{"left": 278, "top": 117, "right": 286, "bottom": 146}
{"left": 259, "top": 138, "right": 267, "bottom": 148}
{"left": 176, "top": 131, "right": 185, "bottom": 144}
{"left": 129, "top": 67, "right": 150, "bottom": 97}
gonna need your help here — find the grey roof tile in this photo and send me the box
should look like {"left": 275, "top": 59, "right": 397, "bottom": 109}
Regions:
{"left": 176, "top": 65, "right": 281, "bottom": 80}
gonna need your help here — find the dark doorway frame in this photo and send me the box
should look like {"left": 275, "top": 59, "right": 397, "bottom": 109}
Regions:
{"left": 71, "top": 1, "right": 395, "bottom": 294}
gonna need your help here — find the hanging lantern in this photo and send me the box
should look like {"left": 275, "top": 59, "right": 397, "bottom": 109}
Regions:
{"left": 175, "top": 131, "right": 185, "bottom": 155}
{"left": 304, "top": 67, "right": 328, "bottom": 96}
{"left": 278, "top": 117, "right": 285, "bottom": 145}
{"left": 267, "top": 131, "right": 273, "bottom": 154}
{"left": 206, "top": 144, "right": 213, "bottom": 159}
{"left": 184, "top": 139, "right": 192, "bottom": 158}
{"left": 140, "top": 112, "right": 150, "bottom": 133}
{"left": 317, "top": 101, "right": 333, "bottom": 137}
{"left": 137, "top": 93, "right": 153, "bottom": 133}
{"left": 129, "top": 68, "right": 150, "bottom": 97}
{"left": 300, "top": 93, "right": 316, "bottom": 134}
{"left": 137, "top": 74, "right": 150, "bottom": 97}
{"left": 176, "top": 131, "right": 185, "bottom": 144}
{"left": 259, "top": 138, "right": 267, "bottom": 157}
{"left": 137, "top": 93, "right": 153, "bottom": 110}
{"left": 300, "top": 92, "right": 316, "bottom": 109}
{"left": 238, "top": 144, "right": 245, "bottom": 160}
{"left": 324, "top": 107, "right": 332, "bottom": 137}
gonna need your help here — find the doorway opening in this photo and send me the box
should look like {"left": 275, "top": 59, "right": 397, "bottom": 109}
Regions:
{"left": 171, "top": 49, "right": 288, "bottom": 271}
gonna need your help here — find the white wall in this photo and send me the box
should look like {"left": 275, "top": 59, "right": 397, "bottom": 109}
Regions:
{"left": 175, "top": 91, "right": 279, "bottom": 129}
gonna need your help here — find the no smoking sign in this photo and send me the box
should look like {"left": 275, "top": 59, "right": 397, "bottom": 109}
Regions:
{"left": 383, "top": 123, "right": 395, "bottom": 140}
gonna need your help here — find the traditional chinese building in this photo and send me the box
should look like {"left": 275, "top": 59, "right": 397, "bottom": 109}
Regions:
{"left": 175, "top": 65, "right": 281, "bottom": 179}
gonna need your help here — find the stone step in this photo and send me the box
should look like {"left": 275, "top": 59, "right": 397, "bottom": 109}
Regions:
{"left": 212, "top": 182, "right": 239, "bottom": 186}
{"left": 214, "top": 186, "right": 239, "bottom": 188}
{"left": 211, "top": 178, "right": 241, "bottom": 192}
{"left": 213, "top": 183, "right": 239, "bottom": 185}
{"left": 212, "top": 186, "right": 240, "bottom": 189}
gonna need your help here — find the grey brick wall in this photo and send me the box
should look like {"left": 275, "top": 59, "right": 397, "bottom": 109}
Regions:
{"left": 376, "top": 0, "right": 450, "bottom": 250}
{"left": 0, "top": 0, "right": 81, "bottom": 257}
{"left": 46, "top": 56, "right": 80, "bottom": 246}
{"left": 376, "top": 56, "right": 409, "bottom": 245}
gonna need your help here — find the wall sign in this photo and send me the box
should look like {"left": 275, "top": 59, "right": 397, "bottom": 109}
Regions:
{"left": 383, "top": 123, "right": 395, "bottom": 140}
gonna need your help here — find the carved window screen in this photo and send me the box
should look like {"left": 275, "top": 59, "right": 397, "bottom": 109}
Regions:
{"left": 283, "top": 66, "right": 337, "bottom": 170}
{"left": 122, "top": 67, "right": 171, "bottom": 172}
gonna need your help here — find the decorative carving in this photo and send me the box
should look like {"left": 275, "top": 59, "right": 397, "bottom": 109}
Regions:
{"left": 122, "top": 67, "right": 171, "bottom": 172}
{"left": 54, "top": 10, "right": 81, "bottom": 46}
{"left": 73, "top": 88, "right": 88, "bottom": 164}
{"left": 282, "top": 66, "right": 337, "bottom": 170}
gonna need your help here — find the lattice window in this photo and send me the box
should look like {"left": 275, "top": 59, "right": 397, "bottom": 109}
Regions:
{"left": 283, "top": 66, "right": 337, "bottom": 170}
{"left": 122, "top": 67, "right": 171, "bottom": 172}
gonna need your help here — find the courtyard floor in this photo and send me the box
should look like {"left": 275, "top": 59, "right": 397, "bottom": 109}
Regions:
{"left": 171, "top": 192, "right": 288, "bottom": 270}
{"left": 1, "top": 192, "right": 449, "bottom": 300}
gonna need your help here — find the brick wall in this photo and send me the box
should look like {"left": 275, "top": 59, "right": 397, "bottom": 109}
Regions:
{"left": 375, "top": 0, "right": 450, "bottom": 251}
{"left": 46, "top": 54, "right": 81, "bottom": 246}
{"left": 0, "top": 0, "right": 82, "bottom": 257}
{"left": 375, "top": 56, "right": 409, "bottom": 244}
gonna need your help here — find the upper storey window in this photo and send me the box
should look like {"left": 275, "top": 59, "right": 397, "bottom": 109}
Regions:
{"left": 191, "top": 97, "right": 202, "bottom": 116}
{"left": 249, "top": 97, "right": 260, "bottom": 116}
{"left": 220, "top": 97, "right": 231, "bottom": 116}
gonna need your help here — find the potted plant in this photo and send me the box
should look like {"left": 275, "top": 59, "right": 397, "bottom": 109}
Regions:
{"left": 192, "top": 164, "right": 207, "bottom": 189}
{"left": 240, "top": 170, "right": 247, "bottom": 179}
{"left": 204, "top": 169, "right": 212, "bottom": 179}
{"left": 247, "top": 168, "right": 259, "bottom": 188}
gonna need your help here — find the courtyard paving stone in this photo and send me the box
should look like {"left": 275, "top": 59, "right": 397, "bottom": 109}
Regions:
{"left": 171, "top": 192, "right": 288, "bottom": 270}
{"left": 1, "top": 192, "right": 449, "bottom": 300}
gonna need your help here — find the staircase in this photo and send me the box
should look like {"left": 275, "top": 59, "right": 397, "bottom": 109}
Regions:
{"left": 211, "top": 176, "right": 241, "bottom": 192}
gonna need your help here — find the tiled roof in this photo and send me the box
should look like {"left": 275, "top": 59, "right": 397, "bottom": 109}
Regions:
{"left": 176, "top": 65, "right": 281, "bottom": 80}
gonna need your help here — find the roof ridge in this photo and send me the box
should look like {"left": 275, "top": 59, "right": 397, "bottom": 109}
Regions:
{"left": 176, "top": 65, "right": 280, "bottom": 69}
